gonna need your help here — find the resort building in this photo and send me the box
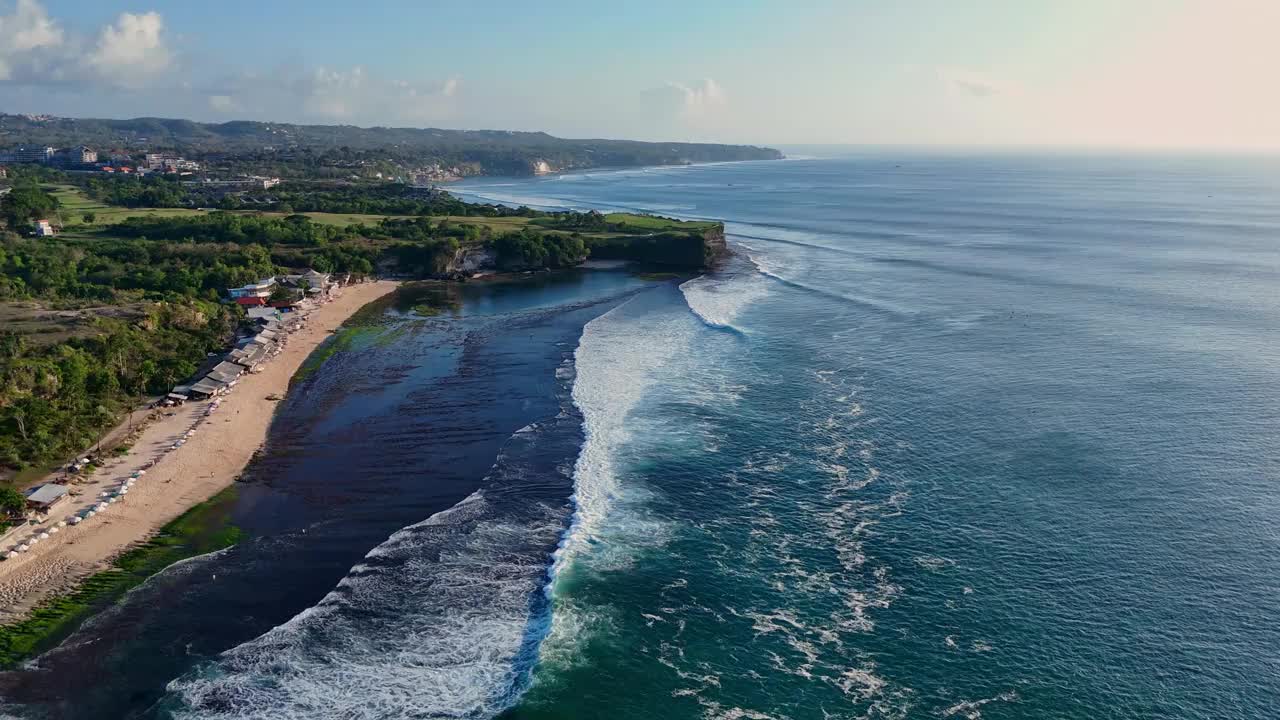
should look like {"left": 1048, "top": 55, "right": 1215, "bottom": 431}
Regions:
{"left": 228, "top": 278, "right": 277, "bottom": 299}
{"left": 34, "top": 219, "right": 56, "bottom": 237}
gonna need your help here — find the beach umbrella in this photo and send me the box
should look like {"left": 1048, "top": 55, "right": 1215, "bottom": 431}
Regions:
{"left": 27, "top": 538, "right": 38, "bottom": 546}
{"left": 119, "top": 488, "right": 129, "bottom": 495}
{"left": 38, "top": 532, "right": 49, "bottom": 540}
{"left": 137, "top": 470, "right": 147, "bottom": 476}
{"left": 7, "top": 552, "right": 16, "bottom": 559}
{"left": 48, "top": 527, "right": 58, "bottom": 534}
{"left": 17, "top": 545, "right": 28, "bottom": 552}
{"left": 85, "top": 511, "right": 95, "bottom": 518}
{"left": 108, "top": 496, "right": 119, "bottom": 504}
{"left": 57, "top": 520, "right": 66, "bottom": 527}
{"left": 70, "top": 516, "right": 81, "bottom": 525}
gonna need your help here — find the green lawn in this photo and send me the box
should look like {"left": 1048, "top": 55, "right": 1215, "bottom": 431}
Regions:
{"left": 46, "top": 185, "right": 205, "bottom": 228}
{"left": 42, "top": 187, "right": 716, "bottom": 238}
{"left": 604, "top": 212, "right": 719, "bottom": 231}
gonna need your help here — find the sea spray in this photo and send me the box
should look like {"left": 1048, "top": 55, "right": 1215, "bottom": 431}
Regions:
{"left": 536, "top": 288, "right": 701, "bottom": 679}
{"left": 164, "top": 403, "right": 586, "bottom": 719}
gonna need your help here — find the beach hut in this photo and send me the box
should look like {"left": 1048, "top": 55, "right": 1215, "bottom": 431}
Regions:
{"left": 24, "top": 483, "right": 69, "bottom": 512}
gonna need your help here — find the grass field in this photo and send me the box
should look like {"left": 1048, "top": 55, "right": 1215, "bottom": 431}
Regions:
{"left": 46, "top": 185, "right": 203, "bottom": 228}
{"left": 41, "top": 186, "right": 717, "bottom": 240}
{"left": 604, "top": 212, "right": 719, "bottom": 231}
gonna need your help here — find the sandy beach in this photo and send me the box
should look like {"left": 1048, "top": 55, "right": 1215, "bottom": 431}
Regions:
{"left": 0, "top": 280, "right": 398, "bottom": 621}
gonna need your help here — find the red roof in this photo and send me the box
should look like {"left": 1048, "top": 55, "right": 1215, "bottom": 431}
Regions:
{"left": 235, "top": 296, "right": 267, "bottom": 306}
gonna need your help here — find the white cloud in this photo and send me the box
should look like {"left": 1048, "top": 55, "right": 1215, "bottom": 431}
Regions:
{"left": 88, "top": 11, "right": 171, "bottom": 84}
{"left": 0, "top": 0, "right": 63, "bottom": 80}
{"left": 303, "top": 66, "right": 366, "bottom": 118}
{"left": 0, "top": 2, "right": 172, "bottom": 88}
{"left": 667, "top": 78, "right": 727, "bottom": 117}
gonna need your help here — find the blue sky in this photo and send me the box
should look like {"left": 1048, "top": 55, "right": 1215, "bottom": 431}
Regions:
{"left": 3, "top": 0, "right": 1277, "bottom": 148}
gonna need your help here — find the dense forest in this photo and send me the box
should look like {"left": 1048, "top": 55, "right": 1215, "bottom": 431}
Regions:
{"left": 0, "top": 113, "right": 782, "bottom": 177}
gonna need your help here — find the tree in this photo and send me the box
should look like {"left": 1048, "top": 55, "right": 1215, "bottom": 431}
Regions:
{"left": 268, "top": 285, "right": 294, "bottom": 303}
{"left": 0, "top": 185, "right": 57, "bottom": 229}
{"left": 0, "top": 487, "right": 26, "bottom": 517}
{"left": 82, "top": 212, "right": 96, "bottom": 224}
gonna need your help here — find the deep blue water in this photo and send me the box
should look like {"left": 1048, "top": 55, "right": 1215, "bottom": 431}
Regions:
{"left": 5, "top": 154, "right": 1280, "bottom": 719}
{"left": 454, "top": 155, "right": 1280, "bottom": 719}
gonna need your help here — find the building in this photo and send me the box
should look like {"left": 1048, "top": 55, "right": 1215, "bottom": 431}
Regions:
{"left": 34, "top": 219, "right": 56, "bottom": 237}
{"left": 25, "top": 484, "right": 69, "bottom": 512}
{"left": 55, "top": 145, "right": 98, "bottom": 164}
{"left": 4, "top": 146, "right": 54, "bottom": 163}
{"left": 0, "top": 165, "right": 7, "bottom": 179}
{"left": 228, "top": 278, "right": 277, "bottom": 299}
{"left": 245, "top": 306, "right": 280, "bottom": 321}
{"left": 235, "top": 296, "right": 267, "bottom": 307}
{"left": 145, "top": 153, "right": 201, "bottom": 172}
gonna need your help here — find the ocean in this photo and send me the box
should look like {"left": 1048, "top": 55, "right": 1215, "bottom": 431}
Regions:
{"left": 5, "top": 153, "right": 1280, "bottom": 719}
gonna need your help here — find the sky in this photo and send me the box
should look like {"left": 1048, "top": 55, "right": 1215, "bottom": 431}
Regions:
{"left": 1, "top": 0, "right": 1278, "bottom": 149}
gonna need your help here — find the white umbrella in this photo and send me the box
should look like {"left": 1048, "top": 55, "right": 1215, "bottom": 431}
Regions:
{"left": 48, "top": 527, "right": 59, "bottom": 534}
{"left": 56, "top": 520, "right": 66, "bottom": 527}
{"left": 17, "top": 544, "right": 28, "bottom": 553}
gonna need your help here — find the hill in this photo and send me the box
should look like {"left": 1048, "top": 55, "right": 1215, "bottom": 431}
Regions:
{"left": 0, "top": 114, "right": 782, "bottom": 178}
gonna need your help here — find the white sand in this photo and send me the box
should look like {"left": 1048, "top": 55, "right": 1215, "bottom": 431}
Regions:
{"left": 0, "top": 280, "right": 399, "bottom": 620}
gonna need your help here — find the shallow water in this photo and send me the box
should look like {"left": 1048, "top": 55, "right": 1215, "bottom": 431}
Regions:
{"left": 6, "top": 154, "right": 1280, "bottom": 719}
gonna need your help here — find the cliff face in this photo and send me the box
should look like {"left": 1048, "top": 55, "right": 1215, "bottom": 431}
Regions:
{"left": 446, "top": 246, "right": 497, "bottom": 275}
{"left": 702, "top": 226, "right": 728, "bottom": 267}
{"left": 586, "top": 224, "right": 727, "bottom": 270}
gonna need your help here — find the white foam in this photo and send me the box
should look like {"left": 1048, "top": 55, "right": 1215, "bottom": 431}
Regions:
{"left": 166, "top": 490, "right": 567, "bottom": 720}
{"left": 678, "top": 272, "right": 770, "bottom": 333}
{"left": 537, "top": 295, "right": 694, "bottom": 672}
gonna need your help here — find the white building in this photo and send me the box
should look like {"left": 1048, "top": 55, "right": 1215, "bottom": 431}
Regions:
{"left": 230, "top": 274, "right": 280, "bottom": 297}
{"left": 34, "top": 219, "right": 56, "bottom": 237}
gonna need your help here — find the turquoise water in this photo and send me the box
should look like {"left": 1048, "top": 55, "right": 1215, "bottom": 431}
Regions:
{"left": 455, "top": 156, "right": 1280, "bottom": 719}
{"left": 5, "top": 155, "right": 1280, "bottom": 719}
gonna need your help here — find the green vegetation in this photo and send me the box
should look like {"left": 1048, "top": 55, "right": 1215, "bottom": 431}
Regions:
{"left": 0, "top": 181, "right": 720, "bottom": 473}
{"left": 492, "top": 230, "right": 587, "bottom": 269}
{"left": 0, "top": 112, "right": 782, "bottom": 179}
{"left": 0, "top": 182, "right": 59, "bottom": 231}
{"left": 0, "top": 486, "right": 243, "bottom": 668}
{"left": 0, "top": 304, "right": 233, "bottom": 470}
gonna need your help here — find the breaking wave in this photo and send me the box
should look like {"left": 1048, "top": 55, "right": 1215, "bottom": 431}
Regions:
{"left": 678, "top": 266, "right": 770, "bottom": 335}
{"left": 164, "top": 378, "right": 585, "bottom": 719}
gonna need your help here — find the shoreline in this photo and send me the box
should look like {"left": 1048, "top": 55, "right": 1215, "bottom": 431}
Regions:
{"left": 0, "top": 280, "right": 400, "bottom": 624}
